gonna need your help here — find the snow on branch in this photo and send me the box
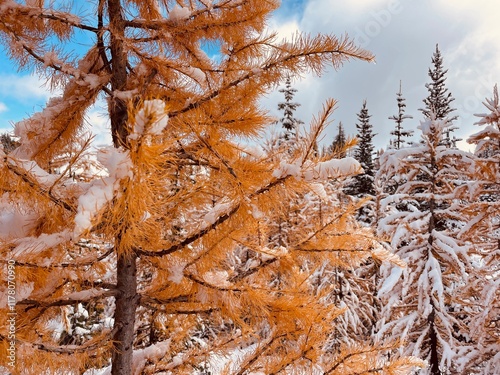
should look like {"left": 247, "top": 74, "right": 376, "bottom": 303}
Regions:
{"left": 11, "top": 230, "right": 71, "bottom": 259}
{"left": 73, "top": 147, "right": 133, "bottom": 237}
{"left": 5, "top": 157, "right": 76, "bottom": 212}
{"left": 131, "top": 340, "right": 172, "bottom": 375}
{"left": 273, "top": 157, "right": 362, "bottom": 181}
{"left": 202, "top": 270, "right": 232, "bottom": 288}
{"left": 370, "top": 240, "right": 406, "bottom": 268}
{"left": 474, "top": 84, "right": 500, "bottom": 126}
{"left": 377, "top": 266, "right": 403, "bottom": 297}
{"left": 417, "top": 116, "right": 450, "bottom": 136}
{"left": 128, "top": 99, "right": 169, "bottom": 141}
{"left": 2, "top": 2, "right": 96, "bottom": 32}
{"left": 203, "top": 200, "right": 233, "bottom": 225}
{"left": 10, "top": 158, "right": 59, "bottom": 187}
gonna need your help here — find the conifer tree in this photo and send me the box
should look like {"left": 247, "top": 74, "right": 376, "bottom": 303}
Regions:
{"left": 419, "top": 44, "right": 459, "bottom": 148}
{"left": 377, "top": 83, "right": 414, "bottom": 204}
{"left": 277, "top": 75, "right": 304, "bottom": 141}
{"left": 389, "top": 81, "right": 413, "bottom": 149}
{"left": 330, "top": 121, "right": 347, "bottom": 157}
{"left": 0, "top": 1, "right": 425, "bottom": 374}
{"left": 460, "top": 84, "right": 500, "bottom": 373}
{"left": 469, "top": 84, "right": 500, "bottom": 158}
{"left": 346, "top": 100, "right": 376, "bottom": 197}
{"left": 377, "top": 115, "right": 475, "bottom": 375}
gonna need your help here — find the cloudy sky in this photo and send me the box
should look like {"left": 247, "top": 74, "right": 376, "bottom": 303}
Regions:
{"left": 1, "top": 0, "right": 499, "bottom": 150}
{"left": 268, "top": 0, "right": 500, "bottom": 150}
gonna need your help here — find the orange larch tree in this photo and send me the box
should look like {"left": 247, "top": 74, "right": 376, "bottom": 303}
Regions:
{"left": 461, "top": 84, "right": 500, "bottom": 373}
{"left": 0, "top": 1, "right": 425, "bottom": 374}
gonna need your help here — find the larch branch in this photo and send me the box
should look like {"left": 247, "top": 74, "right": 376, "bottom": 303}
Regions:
{"left": 5, "top": 158, "right": 76, "bottom": 212}
{"left": 30, "top": 326, "right": 118, "bottom": 354}
{"left": 138, "top": 175, "right": 290, "bottom": 258}
{"left": 16, "top": 8, "right": 99, "bottom": 33}
{"left": 18, "top": 289, "right": 118, "bottom": 311}
{"left": 6, "top": 246, "right": 114, "bottom": 269}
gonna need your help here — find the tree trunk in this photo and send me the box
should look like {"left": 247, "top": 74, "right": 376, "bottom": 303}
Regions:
{"left": 427, "top": 152, "right": 441, "bottom": 375}
{"left": 108, "top": 0, "right": 128, "bottom": 148}
{"left": 107, "top": 1, "right": 137, "bottom": 374}
{"left": 111, "top": 251, "right": 138, "bottom": 375}
{"left": 428, "top": 308, "right": 441, "bottom": 375}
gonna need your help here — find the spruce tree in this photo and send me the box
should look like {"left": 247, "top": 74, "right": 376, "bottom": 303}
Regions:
{"left": 347, "top": 100, "right": 376, "bottom": 197}
{"left": 389, "top": 81, "right": 413, "bottom": 149}
{"left": 419, "top": 44, "right": 459, "bottom": 148}
{"left": 377, "top": 115, "right": 475, "bottom": 375}
{"left": 330, "top": 121, "right": 347, "bottom": 157}
{"left": 277, "top": 75, "right": 304, "bottom": 141}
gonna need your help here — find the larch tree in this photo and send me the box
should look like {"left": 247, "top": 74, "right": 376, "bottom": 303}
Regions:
{"left": 376, "top": 115, "right": 476, "bottom": 375}
{"left": 0, "top": 1, "right": 425, "bottom": 375}
{"left": 389, "top": 81, "right": 413, "bottom": 150}
{"left": 419, "top": 44, "right": 459, "bottom": 148}
{"left": 460, "top": 84, "right": 500, "bottom": 373}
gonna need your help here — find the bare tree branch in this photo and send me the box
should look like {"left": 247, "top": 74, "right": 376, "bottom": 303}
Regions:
{"left": 19, "top": 289, "right": 117, "bottom": 311}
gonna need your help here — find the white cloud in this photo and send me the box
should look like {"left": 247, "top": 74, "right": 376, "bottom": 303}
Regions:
{"left": 268, "top": 18, "right": 301, "bottom": 40}
{"left": 0, "top": 74, "right": 53, "bottom": 102}
{"left": 85, "top": 101, "right": 112, "bottom": 147}
{"left": 0, "top": 102, "right": 7, "bottom": 113}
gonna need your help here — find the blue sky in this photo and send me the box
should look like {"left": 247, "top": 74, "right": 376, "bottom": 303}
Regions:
{"left": 1, "top": 0, "right": 500, "bottom": 150}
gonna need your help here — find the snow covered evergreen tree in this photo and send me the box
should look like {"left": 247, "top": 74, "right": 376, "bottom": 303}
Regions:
{"left": 346, "top": 100, "right": 376, "bottom": 197}
{"left": 277, "top": 75, "right": 304, "bottom": 142}
{"left": 419, "top": 44, "right": 459, "bottom": 148}
{"left": 376, "top": 82, "right": 414, "bottom": 208}
{"left": 345, "top": 100, "right": 376, "bottom": 224}
{"left": 329, "top": 121, "right": 347, "bottom": 158}
{"left": 389, "top": 81, "right": 413, "bottom": 149}
{"left": 377, "top": 115, "right": 476, "bottom": 375}
{"left": 469, "top": 84, "right": 500, "bottom": 158}
{"left": 0, "top": 1, "right": 425, "bottom": 374}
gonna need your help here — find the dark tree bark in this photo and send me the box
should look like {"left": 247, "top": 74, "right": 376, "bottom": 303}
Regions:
{"left": 111, "top": 250, "right": 139, "bottom": 375}
{"left": 107, "top": 1, "right": 138, "bottom": 374}
{"left": 108, "top": 0, "right": 129, "bottom": 148}
{"left": 427, "top": 154, "right": 441, "bottom": 375}
{"left": 428, "top": 308, "right": 442, "bottom": 375}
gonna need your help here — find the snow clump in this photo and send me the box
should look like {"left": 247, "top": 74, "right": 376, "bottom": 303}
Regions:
{"left": 128, "top": 99, "right": 169, "bottom": 141}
